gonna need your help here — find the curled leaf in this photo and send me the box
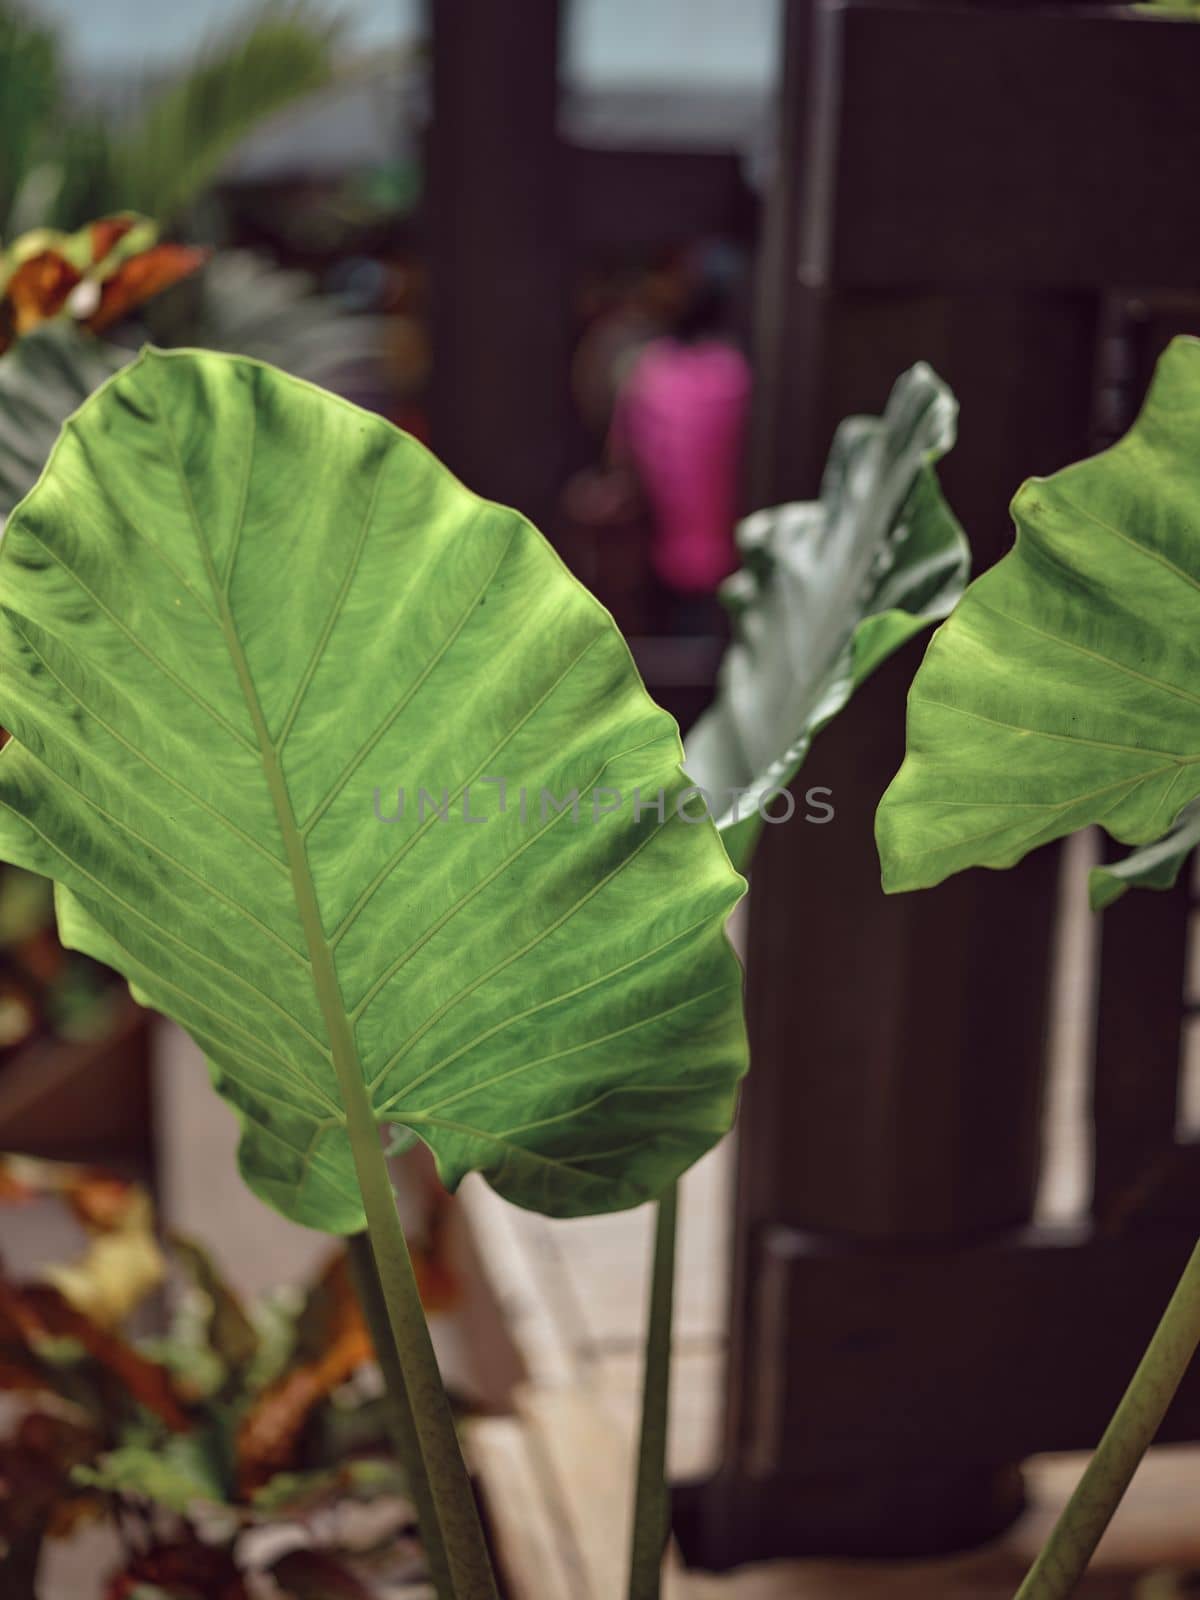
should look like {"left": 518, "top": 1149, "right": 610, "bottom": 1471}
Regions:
{"left": 0, "top": 213, "right": 206, "bottom": 353}
{"left": 686, "top": 363, "right": 968, "bottom": 871}
{"left": 1089, "top": 797, "right": 1200, "bottom": 910}
{"left": 87, "top": 244, "right": 211, "bottom": 334}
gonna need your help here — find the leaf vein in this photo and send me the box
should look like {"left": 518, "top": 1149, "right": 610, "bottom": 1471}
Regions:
{"left": 299, "top": 516, "right": 518, "bottom": 838}
{"left": 336, "top": 632, "right": 607, "bottom": 958}
{"left": 274, "top": 446, "right": 387, "bottom": 750}
{"left": 3, "top": 609, "right": 288, "bottom": 876}
{"left": 16, "top": 524, "right": 257, "bottom": 754}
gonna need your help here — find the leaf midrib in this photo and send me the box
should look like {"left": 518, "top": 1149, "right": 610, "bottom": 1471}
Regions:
{"left": 156, "top": 400, "right": 369, "bottom": 1149}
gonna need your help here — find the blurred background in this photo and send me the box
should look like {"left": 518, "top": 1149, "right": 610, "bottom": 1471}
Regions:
{"left": 4, "top": 1, "right": 1200, "bottom": 1596}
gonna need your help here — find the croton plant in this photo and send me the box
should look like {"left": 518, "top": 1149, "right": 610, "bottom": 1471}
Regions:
{"left": 0, "top": 214, "right": 206, "bottom": 355}
{"left": 0, "top": 1152, "right": 456, "bottom": 1597}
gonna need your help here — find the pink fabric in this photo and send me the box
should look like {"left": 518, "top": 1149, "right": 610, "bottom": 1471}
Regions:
{"left": 612, "top": 337, "right": 751, "bottom": 594}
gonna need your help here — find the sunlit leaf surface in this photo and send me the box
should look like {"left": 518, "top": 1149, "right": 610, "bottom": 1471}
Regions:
{"left": 878, "top": 336, "right": 1200, "bottom": 898}
{"left": 0, "top": 349, "right": 747, "bottom": 1230}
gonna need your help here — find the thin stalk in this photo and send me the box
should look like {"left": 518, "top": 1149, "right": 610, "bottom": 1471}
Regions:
{"left": 1016, "top": 1236, "right": 1200, "bottom": 1600}
{"left": 347, "top": 1230, "right": 455, "bottom": 1599}
{"left": 627, "top": 1181, "right": 680, "bottom": 1600}
{"left": 348, "top": 1125, "right": 499, "bottom": 1599}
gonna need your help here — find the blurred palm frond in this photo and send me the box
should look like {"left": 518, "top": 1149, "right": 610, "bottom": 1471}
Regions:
{"left": 0, "top": 3, "right": 60, "bottom": 235}
{"left": 1, "top": 0, "right": 342, "bottom": 236}
{"left": 111, "top": 2, "right": 343, "bottom": 225}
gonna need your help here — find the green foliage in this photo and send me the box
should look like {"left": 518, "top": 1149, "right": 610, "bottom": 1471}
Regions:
{"left": 0, "top": 2, "right": 60, "bottom": 234}
{"left": 107, "top": 3, "right": 339, "bottom": 226}
{"left": 0, "top": 1, "right": 338, "bottom": 235}
{"left": 75, "top": 1433, "right": 225, "bottom": 1514}
{"left": 0, "top": 347, "right": 747, "bottom": 1231}
{"left": 249, "top": 1457, "right": 406, "bottom": 1513}
{"left": 876, "top": 335, "right": 1200, "bottom": 903}
{"left": 685, "top": 363, "right": 969, "bottom": 870}
{"left": 1, "top": 1189, "right": 405, "bottom": 1540}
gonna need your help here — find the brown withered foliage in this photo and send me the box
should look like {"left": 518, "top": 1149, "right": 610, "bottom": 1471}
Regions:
{"left": 0, "top": 214, "right": 207, "bottom": 353}
{"left": 270, "top": 1547, "right": 374, "bottom": 1598}
{"left": 87, "top": 244, "right": 209, "bottom": 334}
{"left": 235, "top": 1252, "right": 372, "bottom": 1496}
{"left": 0, "top": 1277, "right": 189, "bottom": 1432}
{"left": 103, "top": 1540, "right": 250, "bottom": 1600}
{"left": 0, "top": 1413, "right": 103, "bottom": 1582}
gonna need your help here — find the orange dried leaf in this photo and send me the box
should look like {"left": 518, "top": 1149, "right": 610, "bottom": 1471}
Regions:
{"left": 0, "top": 1350, "right": 53, "bottom": 1394}
{"left": 87, "top": 245, "right": 210, "bottom": 333}
{"left": 236, "top": 1253, "right": 371, "bottom": 1496}
{"left": 4, "top": 252, "right": 82, "bottom": 337}
{"left": 0, "top": 216, "right": 208, "bottom": 352}
{"left": 0, "top": 1165, "right": 35, "bottom": 1203}
{"left": 65, "top": 1172, "right": 138, "bottom": 1232}
{"left": 1, "top": 1282, "right": 190, "bottom": 1432}
{"left": 89, "top": 216, "right": 138, "bottom": 264}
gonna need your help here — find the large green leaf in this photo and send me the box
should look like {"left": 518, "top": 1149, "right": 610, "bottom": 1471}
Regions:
{"left": 0, "top": 348, "right": 747, "bottom": 1231}
{"left": 0, "top": 324, "right": 125, "bottom": 519}
{"left": 684, "top": 363, "right": 968, "bottom": 871}
{"left": 876, "top": 334, "right": 1200, "bottom": 896}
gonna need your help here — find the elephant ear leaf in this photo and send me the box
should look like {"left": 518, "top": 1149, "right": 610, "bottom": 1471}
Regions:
{"left": 684, "top": 362, "right": 968, "bottom": 872}
{"left": 877, "top": 334, "right": 1200, "bottom": 898}
{"left": 0, "top": 347, "right": 747, "bottom": 1231}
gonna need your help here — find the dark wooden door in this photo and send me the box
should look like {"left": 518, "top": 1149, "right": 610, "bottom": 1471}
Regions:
{"left": 679, "top": 0, "right": 1200, "bottom": 1567}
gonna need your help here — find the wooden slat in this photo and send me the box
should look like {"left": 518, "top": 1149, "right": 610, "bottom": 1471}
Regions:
{"left": 519, "top": 1387, "right": 693, "bottom": 1600}
{"left": 427, "top": 0, "right": 568, "bottom": 529}
{"left": 764, "top": 1225, "right": 1200, "bottom": 1472}
{"left": 467, "top": 1416, "right": 580, "bottom": 1600}
{"left": 800, "top": 1, "right": 1200, "bottom": 290}
{"left": 568, "top": 147, "right": 753, "bottom": 252}
{"left": 1091, "top": 861, "right": 1192, "bottom": 1225}
{"left": 455, "top": 1176, "right": 581, "bottom": 1389}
